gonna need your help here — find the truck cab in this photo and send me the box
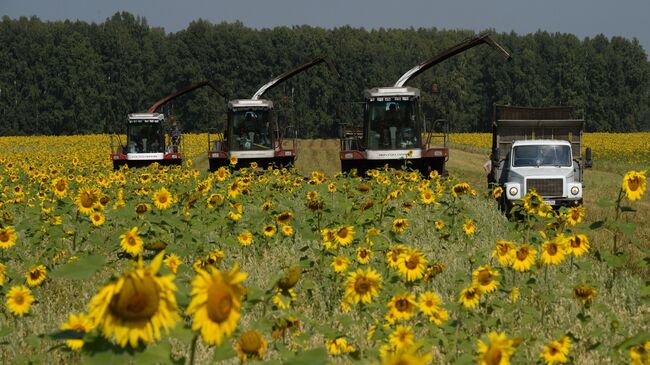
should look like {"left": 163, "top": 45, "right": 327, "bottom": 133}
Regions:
{"left": 491, "top": 105, "right": 590, "bottom": 212}
{"left": 501, "top": 140, "right": 583, "bottom": 207}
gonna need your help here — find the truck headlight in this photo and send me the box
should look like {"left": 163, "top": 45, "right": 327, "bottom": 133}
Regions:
{"left": 570, "top": 186, "right": 580, "bottom": 196}
{"left": 509, "top": 187, "right": 518, "bottom": 196}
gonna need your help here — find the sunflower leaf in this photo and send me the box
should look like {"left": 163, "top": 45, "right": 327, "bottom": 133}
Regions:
{"left": 49, "top": 254, "right": 106, "bottom": 280}
{"left": 614, "top": 332, "right": 650, "bottom": 350}
{"left": 212, "top": 342, "right": 236, "bottom": 362}
{"left": 283, "top": 347, "right": 328, "bottom": 365}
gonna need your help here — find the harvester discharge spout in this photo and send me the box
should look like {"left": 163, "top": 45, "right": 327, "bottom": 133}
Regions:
{"left": 393, "top": 32, "right": 511, "bottom": 88}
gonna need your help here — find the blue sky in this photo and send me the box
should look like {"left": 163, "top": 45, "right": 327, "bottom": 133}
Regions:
{"left": 2, "top": 0, "right": 648, "bottom": 52}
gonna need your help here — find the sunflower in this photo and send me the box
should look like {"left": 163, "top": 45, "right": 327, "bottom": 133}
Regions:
{"left": 207, "top": 193, "right": 224, "bottom": 208}
{"left": 262, "top": 224, "right": 277, "bottom": 237}
{"left": 509, "top": 244, "right": 537, "bottom": 272}
{"left": 326, "top": 337, "right": 355, "bottom": 356}
{"left": 343, "top": 267, "right": 382, "bottom": 304}
{"left": 387, "top": 293, "right": 417, "bottom": 322}
{"left": 420, "top": 189, "right": 435, "bottom": 205}
{"left": 87, "top": 251, "right": 180, "bottom": 348}
{"left": 229, "top": 155, "right": 238, "bottom": 166}
{"left": 334, "top": 225, "right": 355, "bottom": 246}
{"left": 629, "top": 342, "right": 650, "bottom": 365}
{"left": 476, "top": 331, "right": 517, "bottom": 365}
{"left": 540, "top": 339, "right": 569, "bottom": 365}
{"left": 272, "top": 287, "right": 297, "bottom": 309}
{"left": 387, "top": 245, "right": 407, "bottom": 269}
{"left": 331, "top": 256, "right": 350, "bottom": 274}
{"left": 277, "top": 265, "right": 302, "bottom": 291}
{"left": 356, "top": 247, "right": 373, "bottom": 264}
{"left": 380, "top": 345, "right": 433, "bottom": 365}
{"left": 0, "top": 226, "right": 18, "bottom": 249}
{"left": 60, "top": 313, "right": 94, "bottom": 351}
{"left": 428, "top": 306, "right": 449, "bottom": 326}
{"left": 566, "top": 234, "right": 590, "bottom": 257}
{"left": 25, "top": 264, "right": 47, "bottom": 287}
{"left": 491, "top": 186, "right": 504, "bottom": 199}
{"left": 492, "top": 240, "right": 515, "bottom": 266}
{"left": 321, "top": 228, "right": 337, "bottom": 250}
{"left": 153, "top": 187, "right": 174, "bottom": 210}
{"left": 186, "top": 264, "right": 247, "bottom": 346}
{"left": 135, "top": 203, "right": 151, "bottom": 216}
{"left": 120, "top": 227, "right": 144, "bottom": 257}
{"left": 396, "top": 247, "right": 427, "bottom": 282}
{"left": 621, "top": 170, "right": 647, "bottom": 201}
{"left": 472, "top": 266, "right": 500, "bottom": 293}
{"left": 214, "top": 167, "right": 230, "bottom": 182}
{"left": 5, "top": 285, "right": 35, "bottom": 316}
{"left": 163, "top": 253, "right": 182, "bottom": 274}
{"left": 238, "top": 231, "right": 253, "bottom": 246}
{"left": 391, "top": 218, "right": 409, "bottom": 233}
{"left": 522, "top": 190, "right": 553, "bottom": 217}
{"left": 540, "top": 236, "right": 568, "bottom": 265}
{"left": 463, "top": 219, "right": 476, "bottom": 236}
{"left": 423, "top": 263, "right": 446, "bottom": 281}
{"left": 459, "top": 286, "right": 482, "bottom": 309}
{"left": 565, "top": 206, "right": 584, "bottom": 226}
{"left": 275, "top": 211, "right": 294, "bottom": 225}
{"left": 388, "top": 325, "right": 414, "bottom": 351}
{"left": 76, "top": 187, "right": 100, "bottom": 215}
{"left": 205, "top": 250, "right": 225, "bottom": 267}
{"left": 236, "top": 330, "right": 267, "bottom": 361}
{"left": 434, "top": 220, "right": 445, "bottom": 230}
{"left": 327, "top": 182, "right": 337, "bottom": 193}
{"left": 90, "top": 212, "right": 106, "bottom": 226}
{"left": 451, "top": 182, "right": 471, "bottom": 198}
{"left": 51, "top": 177, "right": 68, "bottom": 198}
{"left": 281, "top": 224, "right": 294, "bottom": 237}
{"left": 573, "top": 285, "right": 597, "bottom": 305}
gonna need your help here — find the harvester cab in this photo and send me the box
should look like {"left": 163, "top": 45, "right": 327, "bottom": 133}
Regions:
{"left": 340, "top": 33, "right": 511, "bottom": 177}
{"left": 110, "top": 81, "right": 225, "bottom": 170}
{"left": 208, "top": 57, "right": 339, "bottom": 171}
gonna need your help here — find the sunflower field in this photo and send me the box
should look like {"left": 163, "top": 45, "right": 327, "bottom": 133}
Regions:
{"left": 0, "top": 134, "right": 649, "bottom": 365}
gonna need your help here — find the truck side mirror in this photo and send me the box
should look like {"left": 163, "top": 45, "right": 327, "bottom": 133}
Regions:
{"left": 585, "top": 147, "right": 593, "bottom": 168}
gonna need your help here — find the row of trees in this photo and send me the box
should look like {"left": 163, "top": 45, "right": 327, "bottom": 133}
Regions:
{"left": 1, "top": 12, "right": 649, "bottom": 136}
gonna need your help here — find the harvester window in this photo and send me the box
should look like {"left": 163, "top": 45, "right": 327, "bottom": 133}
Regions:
{"left": 231, "top": 110, "right": 272, "bottom": 150}
{"left": 128, "top": 122, "right": 164, "bottom": 154}
{"left": 367, "top": 100, "right": 419, "bottom": 150}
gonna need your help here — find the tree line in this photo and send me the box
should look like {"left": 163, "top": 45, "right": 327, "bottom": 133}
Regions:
{"left": 1, "top": 12, "right": 649, "bottom": 137}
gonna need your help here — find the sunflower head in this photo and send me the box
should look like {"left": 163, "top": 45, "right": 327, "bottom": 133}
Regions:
{"left": 622, "top": 170, "right": 647, "bottom": 201}
{"left": 237, "top": 330, "right": 267, "bottom": 361}
{"left": 277, "top": 265, "right": 302, "bottom": 290}
{"left": 186, "top": 264, "right": 248, "bottom": 346}
{"left": 5, "top": 285, "right": 35, "bottom": 316}
{"left": 87, "top": 251, "right": 180, "bottom": 348}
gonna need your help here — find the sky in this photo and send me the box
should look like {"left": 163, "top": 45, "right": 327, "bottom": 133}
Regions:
{"left": 2, "top": 0, "right": 649, "bottom": 53}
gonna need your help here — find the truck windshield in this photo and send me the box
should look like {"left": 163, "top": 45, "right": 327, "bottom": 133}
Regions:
{"left": 127, "top": 122, "right": 164, "bottom": 153}
{"left": 367, "top": 100, "right": 419, "bottom": 150}
{"left": 513, "top": 145, "right": 572, "bottom": 167}
{"left": 230, "top": 110, "right": 273, "bottom": 150}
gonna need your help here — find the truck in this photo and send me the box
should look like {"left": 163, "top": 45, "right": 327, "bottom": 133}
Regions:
{"left": 339, "top": 33, "right": 511, "bottom": 177}
{"left": 207, "top": 57, "right": 338, "bottom": 171}
{"left": 110, "top": 81, "right": 225, "bottom": 170}
{"left": 490, "top": 104, "right": 592, "bottom": 213}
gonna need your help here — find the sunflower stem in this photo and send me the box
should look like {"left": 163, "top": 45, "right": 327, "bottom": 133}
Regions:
{"left": 188, "top": 333, "right": 199, "bottom": 365}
